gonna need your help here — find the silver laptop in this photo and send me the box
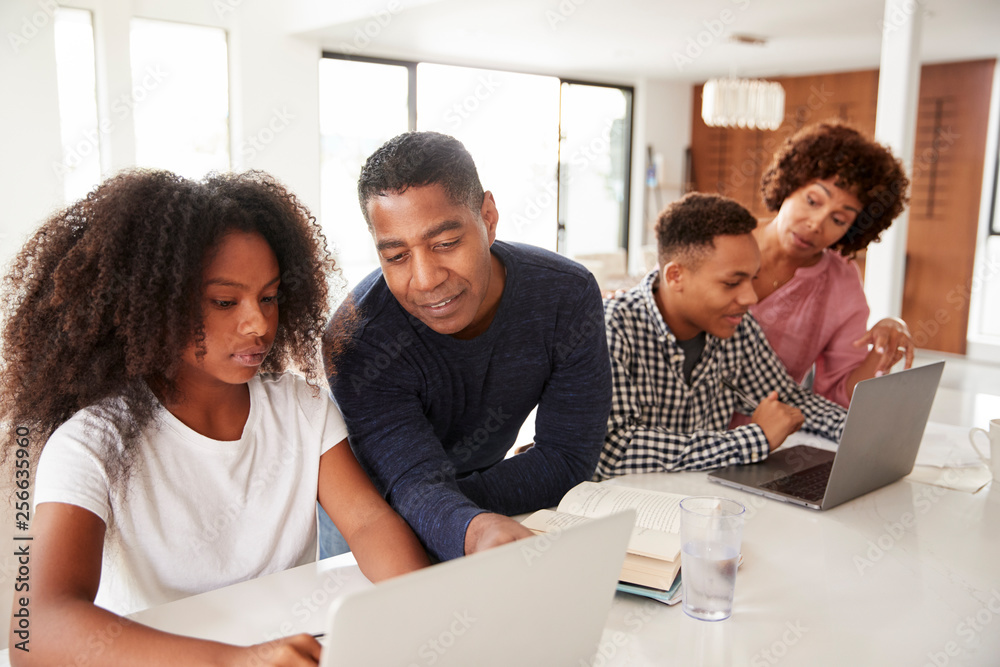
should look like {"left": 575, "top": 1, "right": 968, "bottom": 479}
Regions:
{"left": 708, "top": 361, "right": 944, "bottom": 510}
{"left": 318, "top": 510, "right": 634, "bottom": 667}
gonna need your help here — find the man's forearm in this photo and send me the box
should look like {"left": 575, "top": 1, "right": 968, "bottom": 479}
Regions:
{"left": 456, "top": 441, "right": 599, "bottom": 514}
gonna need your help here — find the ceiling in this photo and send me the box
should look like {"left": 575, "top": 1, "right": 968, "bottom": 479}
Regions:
{"left": 286, "top": 0, "right": 1000, "bottom": 83}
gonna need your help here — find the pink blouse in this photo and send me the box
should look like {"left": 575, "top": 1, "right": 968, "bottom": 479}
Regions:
{"left": 750, "top": 250, "right": 870, "bottom": 408}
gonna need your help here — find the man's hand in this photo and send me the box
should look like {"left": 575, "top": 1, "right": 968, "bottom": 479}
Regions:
{"left": 464, "top": 513, "right": 534, "bottom": 555}
{"left": 751, "top": 391, "right": 804, "bottom": 451}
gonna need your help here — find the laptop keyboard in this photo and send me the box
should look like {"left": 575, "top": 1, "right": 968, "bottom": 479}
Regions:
{"left": 760, "top": 460, "right": 834, "bottom": 503}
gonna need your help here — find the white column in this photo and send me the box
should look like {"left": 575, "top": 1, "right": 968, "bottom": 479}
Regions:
{"left": 864, "top": 0, "right": 924, "bottom": 323}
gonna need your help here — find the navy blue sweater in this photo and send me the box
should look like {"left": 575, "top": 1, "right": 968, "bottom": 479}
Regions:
{"left": 327, "top": 241, "right": 612, "bottom": 561}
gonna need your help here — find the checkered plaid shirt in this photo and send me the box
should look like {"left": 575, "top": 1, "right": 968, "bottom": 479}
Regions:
{"left": 595, "top": 269, "right": 847, "bottom": 480}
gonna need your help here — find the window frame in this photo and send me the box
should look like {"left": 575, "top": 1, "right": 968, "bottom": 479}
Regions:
{"left": 320, "top": 51, "right": 635, "bottom": 257}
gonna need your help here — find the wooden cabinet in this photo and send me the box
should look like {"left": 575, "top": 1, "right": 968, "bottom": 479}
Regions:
{"left": 688, "top": 59, "right": 995, "bottom": 354}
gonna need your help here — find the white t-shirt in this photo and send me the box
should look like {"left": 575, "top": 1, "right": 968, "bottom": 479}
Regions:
{"left": 34, "top": 373, "right": 348, "bottom": 616}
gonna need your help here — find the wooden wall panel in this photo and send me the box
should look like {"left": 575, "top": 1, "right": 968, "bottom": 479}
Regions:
{"left": 901, "top": 59, "right": 995, "bottom": 355}
{"left": 690, "top": 68, "right": 880, "bottom": 217}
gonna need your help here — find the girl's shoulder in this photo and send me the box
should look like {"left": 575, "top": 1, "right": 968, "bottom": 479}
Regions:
{"left": 46, "top": 396, "right": 134, "bottom": 456}
{"left": 254, "top": 372, "right": 343, "bottom": 434}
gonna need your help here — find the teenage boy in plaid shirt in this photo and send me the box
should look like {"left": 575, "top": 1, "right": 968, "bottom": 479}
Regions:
{"left": 596, "top": 193, "right": 847, "bottom": 479}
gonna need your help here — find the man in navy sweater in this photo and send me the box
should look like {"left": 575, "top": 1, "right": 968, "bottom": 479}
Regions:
{"left": 323, "top": 132, "right": 612, "bottom": 561}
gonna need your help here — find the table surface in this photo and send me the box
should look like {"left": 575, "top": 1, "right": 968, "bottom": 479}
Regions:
{"left": 3, "top": 385, "right": 998, "bottom": 666}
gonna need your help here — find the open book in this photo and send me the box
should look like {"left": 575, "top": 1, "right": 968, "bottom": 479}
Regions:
{"left": 521, "top": 481, "right": 684, "bottom": 592}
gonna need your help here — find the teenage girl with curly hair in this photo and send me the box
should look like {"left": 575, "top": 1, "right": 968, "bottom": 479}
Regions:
{"left": 1, "top": 169, "right": 428, "bottom": 666}
{"left": 750, "top": 121, "right": 916, "bottom": 407}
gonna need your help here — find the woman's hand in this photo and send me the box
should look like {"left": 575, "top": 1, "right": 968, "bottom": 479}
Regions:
{"left": 853, "top": 317, "right": 915, "bottom": 375}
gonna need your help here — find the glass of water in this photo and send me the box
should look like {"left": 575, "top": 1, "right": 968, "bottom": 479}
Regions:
{"left": 680, "top": 497, "right": 745, "bottom": 621}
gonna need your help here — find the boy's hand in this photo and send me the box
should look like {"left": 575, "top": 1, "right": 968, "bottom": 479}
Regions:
{"left": 751, "top": 391, "right": 804, "bottom": 451}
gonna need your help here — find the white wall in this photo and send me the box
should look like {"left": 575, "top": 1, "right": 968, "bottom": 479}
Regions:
{"left": 0, "top": 0, "right": 64, "bottom": 272}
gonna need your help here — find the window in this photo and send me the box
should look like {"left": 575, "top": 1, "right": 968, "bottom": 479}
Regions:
{"left": 417, "top": 64, "right": 561, "bottom": 252}
{"left": 318, "top": 54, "right": 633, "bottom": 286}
{"left": 130, "top": 18, "right": 230, "bottom": 178}
{"left": 318, "top": 57, "right": 411, "bottom": 287}
{"left": 53, "top": 8, "right": 101, "bottom": 203}
{"left": 557, "top": 82, "right": 632, "bottom": 262}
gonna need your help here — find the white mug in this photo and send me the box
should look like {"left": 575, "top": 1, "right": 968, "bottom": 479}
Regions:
{"left": 969, "top": 418, "right": 1000, "bottom": 481}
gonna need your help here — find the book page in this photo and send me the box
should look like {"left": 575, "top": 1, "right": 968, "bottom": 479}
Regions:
{"left": 522, "top": 509, "right": 679, "bottom": 561}
{"left": 556, "top": 482, "right": 685, "bottom": 534}
{"left": 520, "top": 509, "right": 590, "bottom": 533}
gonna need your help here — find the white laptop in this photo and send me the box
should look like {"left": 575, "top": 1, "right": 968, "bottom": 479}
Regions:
{"left": 708, "top": 361, "right": 945, "bottom": 510}
{"left": 317, "top": 511, "right": 633, "bottom": 667}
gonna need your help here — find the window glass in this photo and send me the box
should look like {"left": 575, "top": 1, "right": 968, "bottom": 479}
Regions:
{"left": 54, "top": 8, "right": 101, "bottom": 203}
{"left": 130, "top": 18, "right": 230, "bottom": 177}
{"left": 417, "top": 63, "right": 561, "bottom": 251}
{"left": 558, "top": 83, "right": 631, "bottom": 262}
{"left": 318, "top": 58, "right": 410, "bottom": 287}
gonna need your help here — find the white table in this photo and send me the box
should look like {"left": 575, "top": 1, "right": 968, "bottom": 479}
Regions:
{"left": 3, "top": 386, "right": 998, "bottom": 666}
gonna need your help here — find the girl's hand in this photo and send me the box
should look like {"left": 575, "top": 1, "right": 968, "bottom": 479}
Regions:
{"left": 853, "top": 317, "right": 915, "bottom": 375}
{"left": 232, "top": 635, "right": 322, "bottom": 666}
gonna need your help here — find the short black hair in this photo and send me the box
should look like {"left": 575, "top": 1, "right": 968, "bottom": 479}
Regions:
{"left": 655, "top": 192, "right": 757, "bottom": 263}
{"left": 357, "top": 131, "right": 485, "bottom": 227}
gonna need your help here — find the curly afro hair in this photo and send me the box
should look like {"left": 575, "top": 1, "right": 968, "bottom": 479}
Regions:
{"left": 0, "top": 169, "right": 339, "bottom": 486}
{"left": 760, "top": 121, "right": 910, "bottom": 256}
{"left": 656, "top": 192, "right": 758, "bottom": 264}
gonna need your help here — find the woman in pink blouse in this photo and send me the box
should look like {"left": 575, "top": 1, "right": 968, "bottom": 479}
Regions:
{"left": 750, "top": 122, "right": 915, "bottom": 408}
